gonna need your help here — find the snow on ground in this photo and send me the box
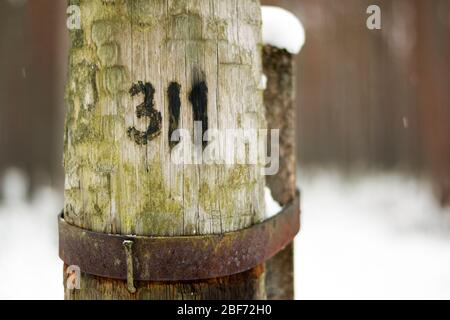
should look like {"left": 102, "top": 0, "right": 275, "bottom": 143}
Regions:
{"left": 1, "top": 168, "right": 450, "bottom": 299}
{"left": 295, "top": 169, "right": 450, "bottom": 300}
{"left": 0, "top": 169, "right": 63, "bottom": 300}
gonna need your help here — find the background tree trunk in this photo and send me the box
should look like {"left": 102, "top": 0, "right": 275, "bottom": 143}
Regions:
{"left": 63, "top": 0, "right": 267, "bottom": 300}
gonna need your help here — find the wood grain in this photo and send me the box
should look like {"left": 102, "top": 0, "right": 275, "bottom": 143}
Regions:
{"left": 63, "top": 0, "right": 267, "bottom": 300}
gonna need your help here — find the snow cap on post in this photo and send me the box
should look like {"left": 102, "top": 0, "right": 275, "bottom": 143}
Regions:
{"left": 261, "top": 6, "right": 305, "bottom": 55}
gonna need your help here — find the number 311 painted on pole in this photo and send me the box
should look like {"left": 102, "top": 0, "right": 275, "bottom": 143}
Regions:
{"left": 127, "top": 80, "right": 208, "bottom": 148}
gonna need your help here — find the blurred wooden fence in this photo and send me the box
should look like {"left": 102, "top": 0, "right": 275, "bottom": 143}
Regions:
{"left": 0, "top": 0, "right": 67, "bottom": 193}
{"left": 263, "top": 0, "right": 450, "bottom": 204}
{"left": 0, "top": 0, "right": 449, "bottom": 204}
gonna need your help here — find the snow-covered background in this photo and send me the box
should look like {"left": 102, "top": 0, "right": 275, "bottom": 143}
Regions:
{"left": 295, "top": 170, "right": 450, "bottom": 300}
{"left": 1, "top": 167, "right": 450, "bottom": 300}
{"left": 0, "top": 169, "right": 63, "bottom": 299}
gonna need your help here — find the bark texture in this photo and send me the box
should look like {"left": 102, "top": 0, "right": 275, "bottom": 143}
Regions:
{"left": 64, "top": 0, "right": 267, "bottom": 300}
{"left": 262, "top": 46, "right": 295, "bottom": 206}
{"left": 262, "top": 45, "right": 296, "bottom": 300}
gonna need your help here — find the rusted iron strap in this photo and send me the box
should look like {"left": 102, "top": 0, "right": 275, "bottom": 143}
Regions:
{"left": 59, "top": 192, "right": 300, "bottom": 281}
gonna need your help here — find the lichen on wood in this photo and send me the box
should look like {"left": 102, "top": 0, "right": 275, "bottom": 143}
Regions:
{"left": 63, "top": 0, "right": 267, "bottom": 299}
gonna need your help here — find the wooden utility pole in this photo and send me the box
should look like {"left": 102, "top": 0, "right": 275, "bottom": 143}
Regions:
{"left": 63, "top": 0, "right": 268, "bottom": 299}
{"left": 263, "top": 45, "right": 296, "bottom": 300}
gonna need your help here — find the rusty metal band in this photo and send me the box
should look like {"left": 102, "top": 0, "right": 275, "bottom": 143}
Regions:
{"left": 59, "top": 192, "right": 300, "bottom": 282}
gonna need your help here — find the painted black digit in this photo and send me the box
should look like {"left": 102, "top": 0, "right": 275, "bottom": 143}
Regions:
{"left": 127, "top": 81, "right": 162, "bottom": 145}
{"left": 168, "top": 82, "right": 181, "bottom": 149}
{"left": 189, "top": 76, "right": 208, "bottom": 149}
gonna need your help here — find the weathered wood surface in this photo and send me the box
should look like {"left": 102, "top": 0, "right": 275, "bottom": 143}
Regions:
{"left": 265, "top": 243, "right": 294, "bottom": 300}
{"left": 64, "top": 0, "right": 267, "bottom": 300}
{"left": 64, "top": 264, "right": 265, "bottom": 300}
{"left": 262, "top": 46, "right": 296, "bottom": 206}
{"left": 262, "top": 45, "right": 296, "bottom": 300}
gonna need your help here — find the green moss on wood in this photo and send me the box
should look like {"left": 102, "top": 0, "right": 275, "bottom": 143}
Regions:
{"left": 102, "top": 66, "right": 127, "bottom": 95}
{"left": 70, "top": 29, "right": 85, "bottom": 48}
{"left": 97, "top": 42, "right": 119, "bottom": 66}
